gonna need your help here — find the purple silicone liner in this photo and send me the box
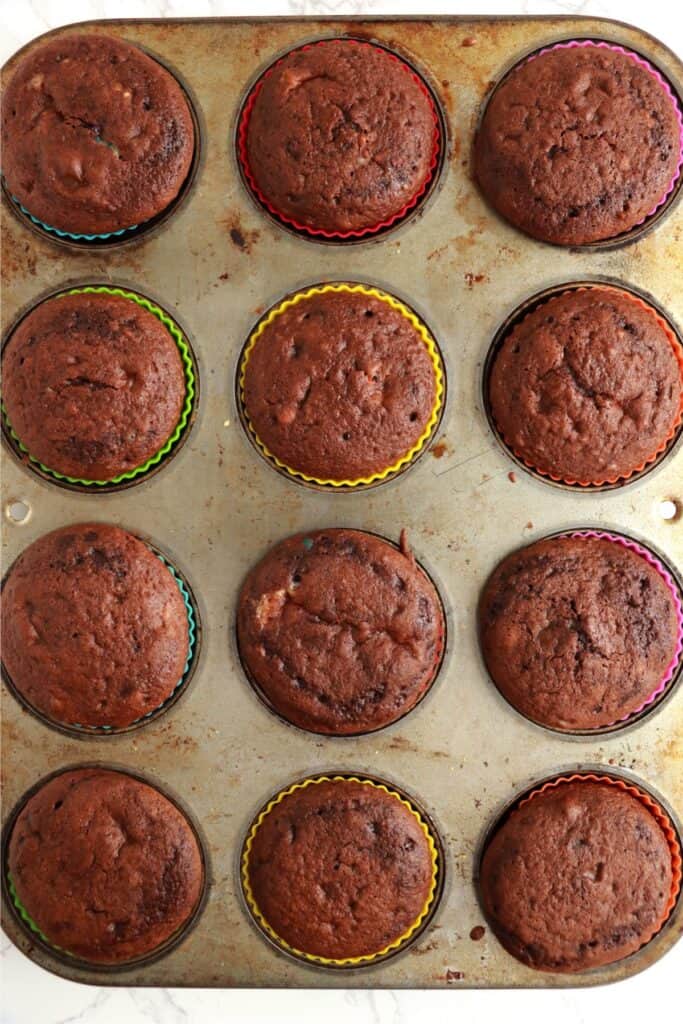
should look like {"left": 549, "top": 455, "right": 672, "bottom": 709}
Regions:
{"left": 569, "top": 530, "right": 683, "bottom": 722}
{"left": 528, "top": 40, "right": 683, "bottom": 225}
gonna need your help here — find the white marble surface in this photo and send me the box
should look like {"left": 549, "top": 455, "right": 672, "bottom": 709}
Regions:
{"left": 1, "top": 0, "right": 681, "bottom": 1021}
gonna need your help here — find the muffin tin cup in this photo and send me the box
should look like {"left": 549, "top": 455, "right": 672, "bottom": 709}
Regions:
{"left": 235, "top": 527, "right": 448, "bottom": 737}
{"left": 0, "top": 541, "right": 200, "bottom": 738}
{"left": 479, "top": 528, "right": 683, "bottom": 736}
{"left": 527, "top": 41, "right": 683, "bottom": 225}
{"left": 240, "top": 773, "right": 442, "bottom": 969}
{"left": 1, "top": 286, "right": 198, "bottom": 491}
{"left": 2, "top": 763, "right": 209, "bottom": 971}
{"left": 479, "top": 771, "right": 683, "bottom": 972}
{"left": 236, "top": 38, "right": 443, "bottom": 242}
{"left": 1, "top": 42, "right": 202, "bottom": 249}
{"left": 237, "top": 283, "right": 445, "bottom": 489}
{"left": 485, "top": 283, "right": 683, "bottom": 490}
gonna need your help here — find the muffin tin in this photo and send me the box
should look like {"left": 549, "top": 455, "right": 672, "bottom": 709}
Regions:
{"left": 1, "top": 14, "right": 682, "bottom": 989}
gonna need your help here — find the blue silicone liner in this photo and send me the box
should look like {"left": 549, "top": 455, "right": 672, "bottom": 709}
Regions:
{"left": 8, "top": 192, "right": 139, "bottom": 241}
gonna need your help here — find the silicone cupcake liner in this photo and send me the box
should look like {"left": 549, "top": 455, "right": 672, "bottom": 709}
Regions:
{"left": 563, "top": 531, "right": 683, "bottom": 724}
{"left": 5, "top": 772, "right": 206, "bottom": 966}
{"left": 7, "top": 875, "right": 69, "bottom": 955}
{"left": 490, "top": 285, "right": 683, "bottom": 487}
{"left": 2, "top": 286, "right": 196, "bottom": 487}
{"left": 241, "top": 775, "right": 440, "bottom": 967}
{"left": 238, "top": 284, "right": 445, "bottom": 488}
{"left": 6, "top": 192, "right": 139, "bottom": 241}
{"left": 237, "top": 39, "right": 442, "bottom": 240}
{"left": 526, "top": 41, "right": 683, "bottom": 226}
{"left": 515, "top": 773, "right": 682, "bottom": 928}
{"left": 2, "top": 551, "right": 197, "bottom": 735}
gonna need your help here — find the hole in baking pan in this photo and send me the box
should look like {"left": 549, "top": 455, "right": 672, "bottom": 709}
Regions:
{"left": 474, "top": 768, "right": 682, "bottom": 974}
{"left": 1, "top": 763, "right": 210, "bottom": 972}
{"left": 235, "top": 282, "right": 446, "bottom": 492}
{"left": 235, "top": 526, "right": 448, "bottom": 737}
{"left": 234, "top": 37, "right": 447, "bottom": 245}
{"left": 0, "top": 536, "right": 202, "bottom": 739}
{"left": 1, "top": 285, "right": 200, "bottom": 494}
{"left": 1, "top": 48, "right": 202, "bottom": 252}
{"left": 239, "top": 770, "right": 445, "bottom": 970}
{"left": 4, "top": 499, "right": 31, "bottom": 525}
{"left": 482, "top": 279, "right": 683, "bottom": 493}
{"left": 474, "top": 38, "right": 683, "bottom": 251}
{"left": 658, "top": 498, "right": 681, "bottom": 521}
{"left": 477, "top": 527, "right": 683, "bottom": 739}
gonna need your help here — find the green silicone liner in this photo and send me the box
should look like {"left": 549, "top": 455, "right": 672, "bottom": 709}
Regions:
{"left": 7, "top": 875, "right": 69, "bottom": 955}
{"left": 1, "top": 286, "right": 196, "bottom": 486}
{"left": 68, "top": 555, "right": 197, "bottom": 733}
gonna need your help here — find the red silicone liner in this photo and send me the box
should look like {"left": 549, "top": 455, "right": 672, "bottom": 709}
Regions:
{"left": 516, "top": 773, "right": 682, "bottom": 928}
{"left": 566, "top": 531, "right": 683, "bottom": 724}
{"left": 492, "top": 285, "right": 683, "bottom": 488}
{"left": 528, "top": 41, "right": 683, "bottom": 224}
{"left": 237, "top": 38, "right": 442, "bottom": 240}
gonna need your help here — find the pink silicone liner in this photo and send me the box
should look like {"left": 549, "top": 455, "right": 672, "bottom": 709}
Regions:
{"left": 528, "top": 40, "right": 683, "bottom": 225}
{"left": 568, "top": 530, "right": 683, "bottom": 722}
{"left": 237, "top": 38, "right": 442, "bottom": 240}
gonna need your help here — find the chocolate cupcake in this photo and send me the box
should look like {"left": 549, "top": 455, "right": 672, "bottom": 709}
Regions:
{"left": 7, "top": 768, "right": 204, "bottom": 963}
{"left": 475, "top": 42, "right": 683, "bottom": 244}
{"left": 237, "top": 529, "right": 444, "bottom": 735}
{"left": 1, "top": 34, "right": 195, "bottom": 237}
{"left": 489, "top": 286, "right": 683, "bottom": 486}
{"left": 479, "top": 533, "right": 682, "bottom": 731}
{"left": 480, "top": 776, "right": 681, "bottom": 972}
{"left": 240, "top": 39, "right": 439, "bottom": 237}
{"left": 1, "top": 523, "right": 192, "bottom": 730}
{"left": 242, "top": 776, "right": 438, "bottom": 963}
{"left": 2, "top": 289, "right": 192, "bottom": 484}
{"left": 240, "top": 285, "right": 443, "bottom": 485}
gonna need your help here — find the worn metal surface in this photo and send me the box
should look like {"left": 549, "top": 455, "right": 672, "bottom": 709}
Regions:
{"left": 1, "top": 15, "right": 682, "bottom": 989}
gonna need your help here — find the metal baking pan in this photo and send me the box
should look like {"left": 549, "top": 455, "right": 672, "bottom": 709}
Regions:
{"left": 1, "top": 14, "right": 681, "bottom": 989}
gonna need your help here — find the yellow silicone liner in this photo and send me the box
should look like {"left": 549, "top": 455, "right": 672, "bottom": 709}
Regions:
{"left": 2, "top": 286, "right": 196, "bottom": 487}
{"left": 238, "top": 284, "right": 445, "bottom": 488}
{"left": 241, "top": 775, "right": 440, "bottom": 967}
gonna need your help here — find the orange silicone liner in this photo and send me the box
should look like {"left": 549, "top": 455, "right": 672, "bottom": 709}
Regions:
{"left": 241, "top": 775, "right": 440, "bottom": 967}
{"left": 237, "top": 38, "right": 442, "bottom": 240}
{"left": 238, "top": 284, "right": 445, "bottom": 488}
{"left": 515, "top": 774, "right": 682, "bottom": 934}
{"left": 491, "top": 285, "right": 683, "bottom": 487}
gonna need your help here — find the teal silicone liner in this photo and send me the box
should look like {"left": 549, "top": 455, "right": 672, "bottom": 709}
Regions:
{"left": 9, "top": 192, "right": 139, "bottom": 240}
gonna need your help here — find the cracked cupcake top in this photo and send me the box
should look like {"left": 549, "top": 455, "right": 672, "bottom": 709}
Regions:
{"left": 245, "top": 778, "right": 434, "bottom": 960}
{"left": 478, "top": 535, "right": 680, "bottom": 730}
{"left": 2, "top": 291, "right": 186, "bottom": 482}
{"left": 244, "top": 39, "right": 436, "bottom": 233}
{"left": 242, "top": 289, "right": 438, "bottom": 481}
{"left": 474, "top": 45, "right": 681, "bottom": 244}
{"left": 1, "top": 523, "right": 190, "bottom": 728}
{"left": 237, "top": 529, "right": 444, "bottom": 735}
{"left": 480, "top": 780, "right": 674, "bottom": 971}
{"left": 8, "top": 768, "right": 203, "bottom": 963}
{"left": 1, "top": 34, "right": 195, "bottom": 234}
{"left": 488, "top": 287, "right": 682, "bottom": 484}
